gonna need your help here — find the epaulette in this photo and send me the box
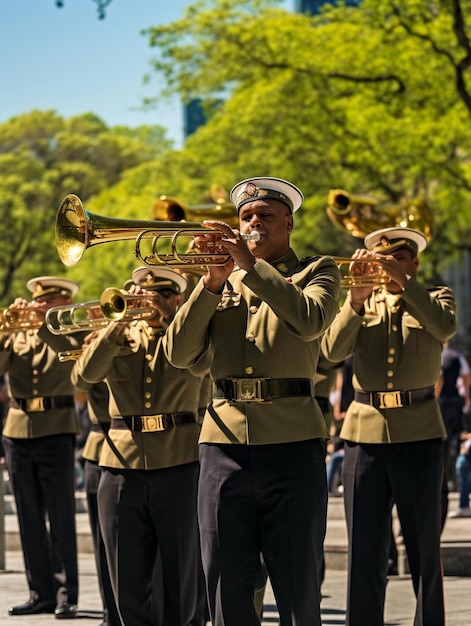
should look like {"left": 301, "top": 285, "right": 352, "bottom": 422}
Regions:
{"left": 426, "top": 284, "right": 453, "bottom": 294}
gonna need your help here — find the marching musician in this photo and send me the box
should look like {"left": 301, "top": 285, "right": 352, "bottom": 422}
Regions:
{"left": 164, "top": 176, "right": 341, "bottom": 626}
{"left": 71, "top": 349, "right": 120, "bottom": 626}
{"left": 0, "top": 276, "right": 82, "bottom": 618}
{"left": 321, "top": 227, "right": 457, "bottom": 626}
{"left": 73, "top": 267, "right": 209, "bottom": 626}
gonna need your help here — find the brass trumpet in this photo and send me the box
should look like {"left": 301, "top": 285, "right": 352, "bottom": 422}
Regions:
{"left": 0, "top": 306, "right": 45, "bottom": 333}
{"left": 45, "top": 302, "right": 108, "bottom": 335}
{"left": 333, "top": 257, "right": 390, "bottom": 288}
{"left": 100, "top": 288, "right": 160, "bottom": 322}
{"left": 326, "top": 189, "right": 433, "bottom": 241}
{"left": 56, "top": 194, "right": 257, "bottom": 268}
{"left": 46, "top": 287, "right": 162, "bottom": 335}
{"left": 58, "top": 349, "right": 85, "bottom": 362}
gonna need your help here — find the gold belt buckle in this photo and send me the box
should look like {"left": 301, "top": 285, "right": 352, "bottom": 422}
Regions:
{"left": 26, "top": 397, "right": 45, "bottom": 412}
{"left": 377, "top": 391, "right": 403, "bottom": 409}
{"left": 141, "top": 414, "right": 167, "bottom": 432}
{"left": 232, "top": 378, "right": 267, "bottom": 403}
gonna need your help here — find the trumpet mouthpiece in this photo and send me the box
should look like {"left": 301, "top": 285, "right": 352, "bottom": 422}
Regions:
{"left": 242, "top": 231, "right": 260, "bottom": 242}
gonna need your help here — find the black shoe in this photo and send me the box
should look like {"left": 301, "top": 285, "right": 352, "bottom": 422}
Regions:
{"left": 8, "top": 598, "right": 56, "bottom": 615}
{"left": 55, "top": 603, "right": 77, "bottom": 619}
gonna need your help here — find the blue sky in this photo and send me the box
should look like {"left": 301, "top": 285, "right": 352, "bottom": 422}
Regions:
{"left": 1, "top": 0, "right": 293, "bottom": 147}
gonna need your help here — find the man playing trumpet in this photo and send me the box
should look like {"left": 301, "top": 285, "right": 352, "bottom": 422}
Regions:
{"left": 164, "top": 176, "right": 341, "bottom": 626}
{"left": 73, "top": 267, "right": 209, "bottom": 626}
{"left": 321, "top": 227, "right": 457, "bottom": 626}
{"left": 0, "top": 276, "right": 82, "bottom": 618}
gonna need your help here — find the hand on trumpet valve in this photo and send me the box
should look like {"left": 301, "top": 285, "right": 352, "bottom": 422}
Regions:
{"left": 202, "top": 220, "right": 257, "bottom": 274}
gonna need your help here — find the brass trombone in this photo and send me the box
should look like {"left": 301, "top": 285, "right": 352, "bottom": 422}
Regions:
{"left": 56, "top": 194, "right": 257, "bottom": 268}
{"left": 333, "top": 257, "right": 390, "bottom": 288}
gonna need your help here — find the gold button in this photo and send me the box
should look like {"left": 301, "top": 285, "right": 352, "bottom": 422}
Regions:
{"left": 145, "top": 402, "right": 151, "bottom": 409}
{"left": 392, "top": 325, "right": 398, "bottom": 332}
{"left": 277, "top": 263, "right": 288, "bottom": 272}
{"left": 249, "top": 306, "right": 258, "bottom": 314}
{"left": 33, "top": 369, "right": 38, "bottom": 375}
{"left": 32, "top": 378, "right": 38, "bottom": 384}
{"left": 145, "top": 377, "right": 152, "bottom": 384}
{"left": 146, "top": 354, "right": 153, "bottom": 361}
{"left": 32, "top": 390, "right": 39, "bottom": 396}
{"left": 387, "top": 370, "right": 394, "bottom": 377}
{"left": 386, "top": 382, "right": 394, "bottom": 389}
{"left": 145, "top": 392, "right": 151, "bottom": 399}
{"left": 389, "top": 348, "right": 396, "bottom": 355}
{"left": 247, "top": 334, "right": 255, "bottom": 342}
{"left": 245, "top": 366, "right": 254, "bottom": 375}
{"left": 391, "top": 306, "right": 399, "bottom": 313}
{"left": 387, "top": 357, "right": 394, "bottom": 363}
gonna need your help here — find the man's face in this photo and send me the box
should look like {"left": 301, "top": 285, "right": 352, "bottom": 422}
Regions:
{"left": 383, "top": 248, "right": 419, "bottom": 293}
{"left": 238, "top": 199, "right": 293, "bottom": 262}
{"left": 35, "top": 294, "right": 71, "bottom": 308}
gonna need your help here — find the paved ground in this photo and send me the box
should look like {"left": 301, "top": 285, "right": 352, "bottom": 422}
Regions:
{"left": 1, "top": 490, "right": 471, "bottom": 625}
{"left": 1, "top": 551, "right": 471, "bottom": 625}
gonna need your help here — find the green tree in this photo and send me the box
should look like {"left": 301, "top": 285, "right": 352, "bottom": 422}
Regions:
{"left": 142, "top": 0, "right": 471, "bottom": 279}
{"left": 0, "top": 110, "right": 171, "bottom": 304}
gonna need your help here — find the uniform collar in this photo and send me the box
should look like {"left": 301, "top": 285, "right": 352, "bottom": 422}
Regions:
{"left": 268, "top": 248, "right": 299, "bottom": 276}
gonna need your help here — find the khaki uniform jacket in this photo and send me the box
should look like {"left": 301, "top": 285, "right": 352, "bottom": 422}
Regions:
{"left": 74, "top": 320, "right": 209, "bottom": 470}
{"left": 321, "top": 279, "right": 457, "bottom": 444}
{"left": 164, "top": 250, "right": 341, "bottom": 445}
{"left": 0, "top": 326, "right": 82, "bottom": 438}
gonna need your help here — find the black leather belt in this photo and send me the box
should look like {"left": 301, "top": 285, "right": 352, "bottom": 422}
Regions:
{"left": 15, "top": 395, "right": 75, "bottom": 413}
{"left": 213, "top": 378, "right": 313, "bottom": 403}
{"left": 111, "top": 413, "right": 196, "bottom": 433}
{"left": 354, "top": 386, "right": 435, "bottom": 410}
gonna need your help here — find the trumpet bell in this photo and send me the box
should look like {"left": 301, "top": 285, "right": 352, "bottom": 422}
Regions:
{"left": 326, "top": 189, "right": 433, "bottom": 241}
{"left": 152, "top": 193, "right": 239, "bottom": 228}
{"left": 100, "top": 288, "right": 158, "bottom": 322}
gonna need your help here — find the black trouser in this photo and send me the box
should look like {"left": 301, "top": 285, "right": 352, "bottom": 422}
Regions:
{"left": 198, "top": 439, "right": 327, "bottom": 626}
{"left": 2, "top": 434, "right": 78, "bottom": 605}
{"left": 84, "top": 460, "right": 121, "bottom": 625}
{"left": 97, "top": 462, "right": 200, "bottom": 626}
{"left": 342, "top": 439, "right": 445, "bottom": 626}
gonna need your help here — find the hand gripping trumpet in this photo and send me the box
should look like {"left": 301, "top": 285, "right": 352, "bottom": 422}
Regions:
{"left": 56, "top": 194, "right": 260, "bottom": 268}
{"left": 0, "top": 305, "right": 45, "bottom": 333}
{"left": 333, "top": 257, "right": 390, "bottom": 288}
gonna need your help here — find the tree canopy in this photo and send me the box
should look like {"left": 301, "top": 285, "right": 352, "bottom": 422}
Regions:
{"left": 0, "top": 110, "right": 172, "bottom": 302}
{"left": 142, "top": 0, "right": 471, "bottom": 278}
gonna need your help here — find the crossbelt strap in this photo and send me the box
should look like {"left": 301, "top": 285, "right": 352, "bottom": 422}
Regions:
{"left": 213, "top": 378, "right": 313, "bottom": 403}
{"left": 15, "top": 395, "right": 75, "bottom": 412}
{"left": 354, "top": 386, "right": 435, "bottom": 410}
{"left": 111, "top": 412, "right": 196, "bottom": 433}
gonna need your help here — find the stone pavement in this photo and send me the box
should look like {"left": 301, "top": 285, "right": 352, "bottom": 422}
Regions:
{"left": 1, "top": 492, "right": 471, "bottom": 625}
{"left": 1, "top": 551, "right": 471, "bottom": 625}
